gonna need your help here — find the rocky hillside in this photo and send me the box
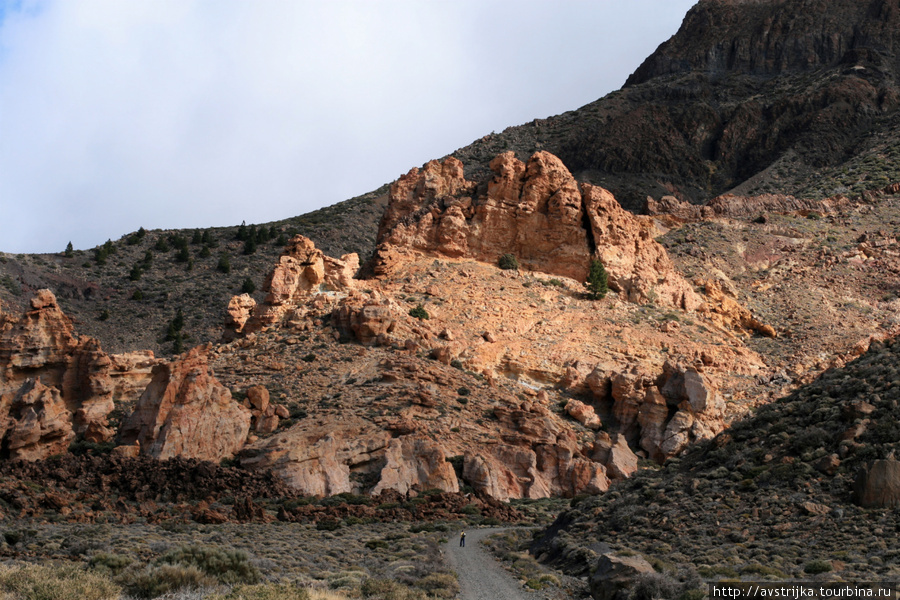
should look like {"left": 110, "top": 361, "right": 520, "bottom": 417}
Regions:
{"left": 0, "top": 187, "right": 387, "bottom": 356}
{"left": 531, "top": 335, "right": 900, "bottom": 583}
{"left": 4, "top": 0, "right": 900, "bottom": 363}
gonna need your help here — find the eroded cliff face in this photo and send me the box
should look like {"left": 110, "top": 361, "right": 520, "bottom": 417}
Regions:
{"left": 372, "top": 151, "right": 701, "bottom": 309}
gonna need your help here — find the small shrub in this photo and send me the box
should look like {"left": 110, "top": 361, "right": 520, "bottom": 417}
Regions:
{"left": 158, "top": 545, "right": 260, "bottom": 585}
{"left": 498, "top": 253, "right": 519, "bottom": 270}
{"left": 409, "top": 305, "right": 429, "bottom": 320}
{"left": 64, "top": 241, "right": 74, "bottom": 257}
{"left": 804, "top": 560, "right": 833, "bottom": 574}
{"left": 414, "top": 573, "right": 459, "bottom": 598}
{"left": 241, "top": 278, "right": 256, "bottom": 294}
{"left": 118, "top": 563, "right": 215, "bottom": 599}
{"left": 154, "top": 237, "right": 170, "bottom": 252}
{"left": 220, "top": 582, "right": 311, "bottom": 600}
{"left": 98, "top": 309, "right": 110, "bottom": 321}
{"left": 630, "top": 572, "right": 680, "bottom": 600}
{"left": 316, "top": 518, "right": 341, "bottom": 531}
{"left": 90, "top": 552, "right": 133, "bottom": 576}
{"left": 302, "top": 353, "right": 316, "bottom": 362}
{"left": 3, "top": 531, "right": 21, "bottom": 545}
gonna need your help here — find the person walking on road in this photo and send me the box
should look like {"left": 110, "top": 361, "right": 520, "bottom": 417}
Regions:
{"left": 459, "top": 531, "right": 466, "bottom": 547}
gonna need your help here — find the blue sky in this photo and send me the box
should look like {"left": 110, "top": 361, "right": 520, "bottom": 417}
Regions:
{"left": 0, "top": 1, "right": 696, "bottom": 254}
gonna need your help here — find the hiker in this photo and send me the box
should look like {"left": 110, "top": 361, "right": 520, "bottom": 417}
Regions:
{"left": 459, "top": 531, "right": 466, "bottom": 547}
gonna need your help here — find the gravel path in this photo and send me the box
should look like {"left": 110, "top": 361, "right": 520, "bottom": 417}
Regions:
{"left": 446, "top": 528, "right": 531, "bottom": 600}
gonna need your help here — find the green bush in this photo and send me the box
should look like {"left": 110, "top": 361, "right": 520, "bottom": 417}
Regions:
{"left": 498, "top": 253, "right": 519, "bottom": 270}
{"left": 409, "top": 305, "right": 429, "bottom": 320}
{"left": 241, "top": 278, "right": 256, "bottom": 294}
{"left": 316, "top": 518, "right": 342, "bottom": 531}
{"left": 804, "top": 560, "right": 833, "bottom": 574}
{"left": 585, "top": 259, "right": 609, "bottom": 300}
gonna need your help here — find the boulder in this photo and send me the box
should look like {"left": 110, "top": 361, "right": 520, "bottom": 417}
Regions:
{"left": 591, "top": 432, "right": 639, "bottom": 480}
{"left": 247, "top": 385, "right": 269, "bottom": 412}
{"left": 332, "top": 298, "right": 397, "bottom": 346}
{"left": 589, "top": 553, "right": 656, "bottom": 600}
{"left": 225, "top": 294, "right": 257, "bottom": 334}
{"left": 1, "top": 379, "right": 75, "bottom": 461}
{"left": 565, "top": 399, "right": 601, "bottom": 429}
{"left": 854, "top": 459, "right": 900, "bottom": 508}
{"left": 118, "top": 346, "right": 251, "bottom": 462}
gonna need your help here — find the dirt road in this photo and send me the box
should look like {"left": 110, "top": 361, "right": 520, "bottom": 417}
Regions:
{"left": 445, "top": 528, "right": 531, "bottom": 600}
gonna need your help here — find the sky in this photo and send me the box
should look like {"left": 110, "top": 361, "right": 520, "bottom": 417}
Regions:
{"left": 0, "top": 0, "right": 696, "bottom": 254}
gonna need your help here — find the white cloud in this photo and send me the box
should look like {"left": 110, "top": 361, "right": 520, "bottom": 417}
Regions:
{"left": 0, "top": 0, "right": 695, "bottom": 253}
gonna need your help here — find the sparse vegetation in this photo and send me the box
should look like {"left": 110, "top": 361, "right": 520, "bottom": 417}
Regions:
{"left": 498, "top": 253, "right": 519, "bottom": 270}
{"left": 409, "top": 305, "right": 429, "bottom": 320}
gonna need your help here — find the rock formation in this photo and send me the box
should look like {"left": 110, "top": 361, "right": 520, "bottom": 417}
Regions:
{"left": 373, "top": 151, "right": 701, "bottom": 309}
{"left": 0, "top": 290, "right": 156, "bottom": 458}
{"left": 228, "top": 235, "right": 359, "bottom": 334}
{"left": 118, "top": 346, "right": 250, "bottom": 462}
{"left": 591, "top": 361, "right": 726, "bottom": 463}
{"left": 462, "top": 400, "right": 610, "bottom": 501}
{"left": 0, "top": 379, "right": 74, "bottom": 461}
{"left": 240, "top": 417, "right": 460, "bottom": 497}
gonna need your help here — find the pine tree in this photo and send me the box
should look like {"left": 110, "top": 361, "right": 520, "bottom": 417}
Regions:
{"left": 585, "top": 259, "right": 609, "bottom": 300}
{"left": 64, "top": 241, "right": 74, "bottom": 258}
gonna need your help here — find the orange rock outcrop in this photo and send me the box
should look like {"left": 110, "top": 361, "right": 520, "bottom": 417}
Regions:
{"left": 372, "top": 151, "right": 701, "bottom": 309}
{"left": 0, "top": 290, "right": 156, "bottom": 458}
{"left": 118, "top": 346, "right": 250, "bottom": 462}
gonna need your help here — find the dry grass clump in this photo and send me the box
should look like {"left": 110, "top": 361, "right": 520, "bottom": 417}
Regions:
{"left": 0, "top": 563, "right": 120, "bottom": 600}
